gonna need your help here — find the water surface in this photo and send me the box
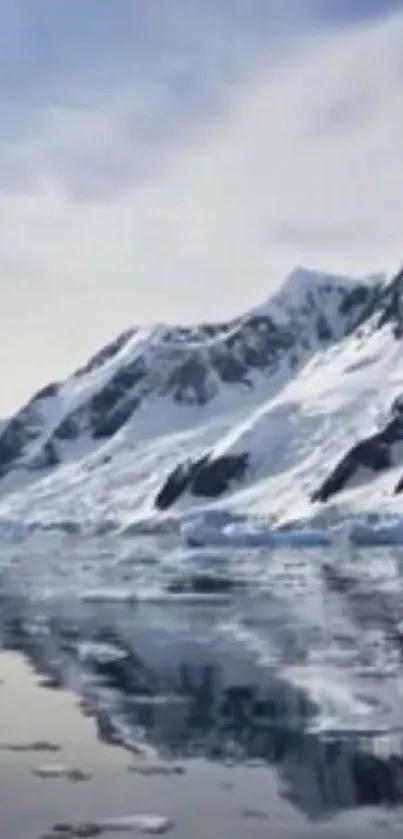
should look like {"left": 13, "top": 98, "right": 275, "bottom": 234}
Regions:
{"left": 1, "top": 539, "right": 403, "bottom": 837}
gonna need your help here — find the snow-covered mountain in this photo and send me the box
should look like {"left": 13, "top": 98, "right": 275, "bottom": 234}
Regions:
{"left": 2, "top": 263, "right": 403, "bottom": 531}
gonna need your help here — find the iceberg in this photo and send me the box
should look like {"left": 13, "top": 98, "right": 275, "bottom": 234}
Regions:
{"left": 182, "top": 515, "right": 332, "bottom": 549}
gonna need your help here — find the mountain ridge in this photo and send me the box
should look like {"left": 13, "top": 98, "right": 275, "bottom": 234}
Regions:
{"left": 1, "top": 264, "right": 403, "bottom": 530}
{"left": 0, "top": 267, "right": 377, "bottom": 481}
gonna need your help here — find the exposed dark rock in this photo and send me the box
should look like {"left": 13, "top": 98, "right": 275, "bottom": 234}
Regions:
{"left": 0, "top": 418, "right": 27, "bottom": 476}
{"left": 347, "top": 266, "right": 403, "bottom": 337}
{"left": 155, "top": 451, "right": 249, "bottom": 509}
{"left": 376, "top": 270, "right": 403, "bottom": 335}
{"left": 155, "top": 456, "right": 208, "bottom": 511}
{"left": 28, "top": 440, "right": 61, "bottom": 471}
{"left": 201, "top": 321, "right": 230, "bottom": 338}
{"left": 0, "top": 403, "right": 46, "bottom": 478}
{"left": 32, "top": 382, "right": 60, "bottom": 401}
{"left": 0, "top": 380, "right": 64, "bottom": 479}
{"left": 313, "top": 403, "right": 403, "bottom": 503}
{"left": 165, "top": 321, "right": 231, "bottom": 343}
{"left": 89, "top": 359, "right": 146, "bottom": 434}
{"left": 155, "top": 463, "right": 192, "bottom": 510}
{"left": 394, "top": 474, "right": 403, "bottom": 493}
{"left": 211, "top": 350, "right": 251, "bottom": 386}
{"left": 289, "top": 354, "right": 298, "bottom": 369}
{"left": 338, "top": 283, "right": 374, "bottom": 315}
{"left": 91, "top": 396, "right": 140, "bottom": 439}
{"left": 54, "top": 415, "right": 81, "bottom": 441}
{"left": 191, "top": 453, "right": 249, "bottom": 497}
{"left": 164, "top": 355, "right": 212, "bottom": 405}
{"left": 316, "top": 313, "right": 332, "bottom": 341}
{"left": 74, "top": 329, "right": 135, "bottom": 377}
{"left": 226, "top": 316, "right": 295, "bottom": 372}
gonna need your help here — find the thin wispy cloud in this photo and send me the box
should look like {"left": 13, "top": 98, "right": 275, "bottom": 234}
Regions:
{"left": 0, "top": 0, "right": 402, "bottom": 412}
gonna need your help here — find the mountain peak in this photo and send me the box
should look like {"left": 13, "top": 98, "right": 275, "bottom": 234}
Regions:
{"left": 278, "top": 265, "right": 384, "bottom": 299}
{"left": 0, "top": 264, "right": 380, "bottom": 501}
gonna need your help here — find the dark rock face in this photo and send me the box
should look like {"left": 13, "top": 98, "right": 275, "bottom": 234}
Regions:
{"left": 394, "top": 474, "right": 403, "bottom": 494}
{"left": 155, "top": 457, "right": 208, "bottom": 511}
{"left": 91, "top": 395, "right": 140, "bottom": 440}
{"left": 231, "top": 316, "right": 295, "bottom": 370}
{"left": 191, "top": 453, "right": 249, "bottom": 497}
{"left": 32, "top": 382, "right": 60, "bottom": 400}
{"left": 350, "top": 265, "right": 403, "bottom": 338}
{"left": 155, "top": 452, "right": 249, "bottom": 510}
{"left": 0, "top": 416, "right": 30, "bottom": 478}
{"left": 73, "top": 329, "right": 136, "bottom": 377}
{"left": 316, "top": 313, "right": 332, "bottom": 341}
{"left": 56, "top": 359, "right": 148, "bottom": 443}
{"left": 89, "top": 358, "right": 147, "bottom": 419}
{"left": 27, "top": 440, "right": 61, "bottom": 471}
{"left": 338, "top": 283, "right": 375, "bottom": 315}
{"left": 54, "top": 415, "right": 81, "bottom": 442}
{"left": 165, "top": 356, "right": 212, "bottom": 405}
{"left": 210, "top": 349, "right": 251, "bottom": 385}
{"left": 376, "top": 268, "right": 403, "bottom": 337}
{"left": 312, "top": 399, "right": 403, "bottom": 503}
{"left": 0, "top": 383, "right": 59, "bottom": 478}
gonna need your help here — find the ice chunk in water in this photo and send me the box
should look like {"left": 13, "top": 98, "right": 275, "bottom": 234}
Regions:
{"left": 33, "top": 764, "right": 91, "bottom": 781}
{"left": 99, "top": 814, "right": 174, "bottom": 833}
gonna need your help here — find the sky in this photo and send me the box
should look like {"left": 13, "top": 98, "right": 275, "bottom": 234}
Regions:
{"left": 0, "top": 0, "right": 402, "bottom": 413}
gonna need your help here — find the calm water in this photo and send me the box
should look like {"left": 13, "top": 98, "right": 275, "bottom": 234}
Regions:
{"left": 1, "top": 540, "right": 403, "bottom": 836}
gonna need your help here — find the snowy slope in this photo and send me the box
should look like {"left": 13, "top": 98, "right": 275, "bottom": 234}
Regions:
{"left": 3, "top": 264, "right": 403, "bottom": 530}
{"left": 0, "top": 268, "right": 374, "bottom": 491}
{"left": 154, "top": 268, "right": 403, "bottom": 524}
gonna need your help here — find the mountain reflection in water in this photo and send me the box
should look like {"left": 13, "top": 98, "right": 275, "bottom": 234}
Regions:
{"left": 1, "top": 583, "right": 403, "bottom": 825}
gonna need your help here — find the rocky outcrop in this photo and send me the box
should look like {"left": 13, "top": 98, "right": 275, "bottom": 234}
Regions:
{"left": 312, "top": 396, "right": 403, "bottom": 503}
{"left": 155, "top": 453, "right": 249, "bottom": 510}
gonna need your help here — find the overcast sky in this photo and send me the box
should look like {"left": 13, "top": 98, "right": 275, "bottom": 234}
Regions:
{"left": 0, "top": 0, "right": 402, "bottom": 413}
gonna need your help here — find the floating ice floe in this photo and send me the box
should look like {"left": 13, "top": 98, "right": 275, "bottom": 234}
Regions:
{"left": 127, "top": 763, "right": 185, "bottom": 776}
{"left": 43, "top": 815, "right": 174, "bottom": 837}
{"left": 77, "top": 642, "right": 128, "bottom": 664}
{"left": 0, "top": 740, "right": 61, "bottom": 752}
{"left": 80, "top": 587, "right": 231, "bottom": 605}
{"left": 181, "top": 517, "right": 332, "bottom": 549}
{"left": 181, "top": 509, "right": 403, "bottom": 550}
{"left": 80, "top": 589, "right": 138, "bottom": 603}
{"left": 307, "top": 714, "right": 403, "bottom": 739}
{"left": 98, "top": 814, "right": 174, "bottom": 833}
{"left": 33, "top": 764, "right": 91, "bottom": 781}
{"left": 348, "top": 518, "right": 403, "bottom": 546}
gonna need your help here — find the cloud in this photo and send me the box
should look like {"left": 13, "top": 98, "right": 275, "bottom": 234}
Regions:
{"left": 0, "top": 0, "right": 315, "bottom": 199}
{"left": 319, "top": 0, "right": 403, "bottom": 24}
{"left": 0, "top": 1, "right": 399, "bottom": 198}
{"left": 0, "top": 2, "right": 402, "bottom": 412}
